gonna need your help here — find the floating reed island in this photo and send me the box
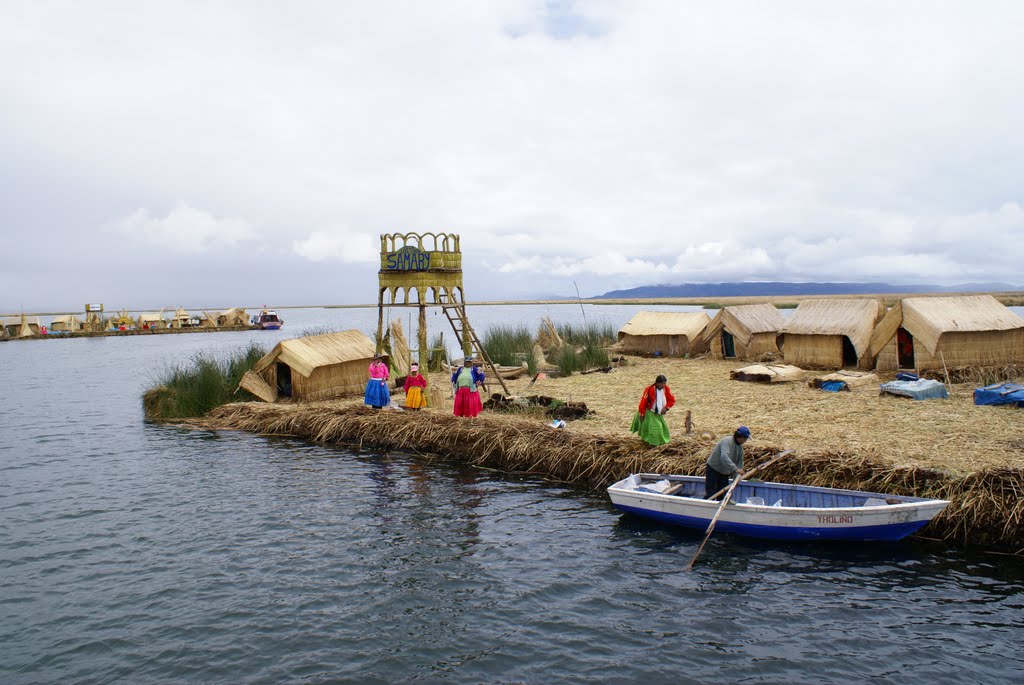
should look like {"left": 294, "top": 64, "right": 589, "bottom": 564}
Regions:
{"left": 186, "top": 354, "right": 1024, "bottom": 554}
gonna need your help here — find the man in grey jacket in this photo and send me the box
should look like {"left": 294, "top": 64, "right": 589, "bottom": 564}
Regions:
{"left": 705, "top": 426, "right": 751, "bottom": 499}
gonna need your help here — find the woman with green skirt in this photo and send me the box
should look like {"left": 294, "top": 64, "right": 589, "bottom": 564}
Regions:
{"left": 629, "top": 374, "right": 675, "bottom": 446}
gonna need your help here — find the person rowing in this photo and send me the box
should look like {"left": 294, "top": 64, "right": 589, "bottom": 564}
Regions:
{"left": 704, "top": 425, "right": 751, "bottom": 499}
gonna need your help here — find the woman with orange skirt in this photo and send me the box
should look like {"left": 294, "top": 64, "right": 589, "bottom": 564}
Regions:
{"left": 403, "top": 363, "right": 428, "bottom": 410}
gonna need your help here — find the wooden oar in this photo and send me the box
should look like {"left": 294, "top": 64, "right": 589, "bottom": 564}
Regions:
{"left": 684, "top": 449, "right": 794, "bottom": 571}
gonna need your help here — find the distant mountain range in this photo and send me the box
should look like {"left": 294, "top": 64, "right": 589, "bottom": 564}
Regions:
{"left": 594, "top": 282, "right": 1024, "bottom": 299}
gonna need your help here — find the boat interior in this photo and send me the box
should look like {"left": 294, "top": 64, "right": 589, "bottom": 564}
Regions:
{"left": 623, "top": 474, "right": 921, "bottom": 509}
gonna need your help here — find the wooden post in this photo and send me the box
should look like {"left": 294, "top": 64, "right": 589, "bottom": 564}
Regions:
{"left": 418, "top": 304, "right": 428, "bottom": 371}
{"left": 375, "top": 290, "right": 385, "bottom": 353}
{"left": 685, "top": 410, "right": 693, "bottom": 434}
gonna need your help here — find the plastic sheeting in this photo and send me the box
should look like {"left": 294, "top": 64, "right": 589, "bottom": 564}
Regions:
{"left": 879, "top": 379, "right": 949, "bottom": 401}
{"left": 974, "top": 383, "right": 1024, "bottom": 408}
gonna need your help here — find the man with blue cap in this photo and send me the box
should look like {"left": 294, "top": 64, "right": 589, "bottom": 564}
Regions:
{"left": 705, "top": 426, "right": 751, "bottom": 499}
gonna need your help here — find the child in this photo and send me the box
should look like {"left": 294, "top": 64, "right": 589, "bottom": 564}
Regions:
{"left": 403, "top": 363, "right": 428, "bottom": 410}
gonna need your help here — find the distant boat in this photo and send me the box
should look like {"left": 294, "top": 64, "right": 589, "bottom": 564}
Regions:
{"left": 252, "top": 309, "right": 284, "bottom": 330}
{"left": 607, "top": 474, "right": 948, "bottom": 542}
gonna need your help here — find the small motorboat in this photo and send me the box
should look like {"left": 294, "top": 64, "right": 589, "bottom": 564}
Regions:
{"left": 252, "top": 309, "right": 284, "bottom": 330}
{"left": 607, "top": 474, "right": 948, "bottom": 542}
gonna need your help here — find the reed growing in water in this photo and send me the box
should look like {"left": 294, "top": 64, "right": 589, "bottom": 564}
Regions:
{"left": 143, "top": 342, "right": 267, "bottom": 420}
{"left": 482, "top": 324, "right": 536, "bottom": 371}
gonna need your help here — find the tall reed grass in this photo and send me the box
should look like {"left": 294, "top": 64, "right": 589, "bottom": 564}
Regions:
{"left": 482, "top": 324, "right": 535, "bottom": 369}
{"left": 548, "top": 322, "right": 615, "bottom": 375}
{"left": 143, "top": 342, "right": 267, "bottom": 420}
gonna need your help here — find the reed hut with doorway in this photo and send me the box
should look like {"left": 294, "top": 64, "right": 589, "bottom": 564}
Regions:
{"left": 49, "top": 314, "right": 84, "bottom": 333}
{"left": 4, "top": 315, "right": 42, "bottom": 337}
{"left": 217, "top": 307, "right": 249, "bottom": 327}
{"left": 137, "top": 313, "right": 166, "bottom": 330}
{"left": 239, "top": 330, "right": 382, "bottom": 403}
{"left": 869, "top": 295, "right": 1024, "bottom": 372}
{"left": 617, "top": 311, "right": 711, "bottom": 357}
{"left": 699, "top": 304, "right": 786, "bottom": 360}
{"left": 779, "top": 298, "right": 885, "bottom": 369}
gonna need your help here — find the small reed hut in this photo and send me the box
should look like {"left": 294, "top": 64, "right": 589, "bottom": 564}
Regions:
{"left": 49, "top": 314, "right": 84, "bottom": 333}
{"left": 617, "top": 311, "right": 711, "bottom": 357}
{"left": 4, "top": 315, "right": 43, "bottom": 337}
{"left": 239, "top": 330, "right": 382, "bottom": 403}
{"left": 869, "top": 295, "right": 1024, "bottom": 372}
{"left": 217, "top": 308, "right": 249, "bottom": 327}
{"left": 137, "top": 313, "right": 166, "bottom": 330}
{"left": 779, "top": 298, "right": 885, "bottom": 370}
{"left": 699, "top": 303, "right": 786, "bottom": 359}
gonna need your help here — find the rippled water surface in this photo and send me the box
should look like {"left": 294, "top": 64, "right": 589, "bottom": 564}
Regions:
{"left": 2, "top": 305, "right": 1023, "bottom": 684}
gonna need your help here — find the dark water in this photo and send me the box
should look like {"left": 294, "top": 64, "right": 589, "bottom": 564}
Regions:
{"left": 2, "top": 305, "right": 1023, "bottom": 684}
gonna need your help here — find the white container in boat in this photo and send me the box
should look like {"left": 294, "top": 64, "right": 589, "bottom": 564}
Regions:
{"left": 745, "top": 496, "right": 765, "bottom": 506}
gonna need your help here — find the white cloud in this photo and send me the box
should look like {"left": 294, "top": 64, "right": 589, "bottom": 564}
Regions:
{"left": 3, "top": 2, "right": 1024, "bottom": 308}
{"left": 114, "top": 205, "right": 259, "bottom": 253}
{"left": 292, "top": 230, "right": 379, "bottom": 263}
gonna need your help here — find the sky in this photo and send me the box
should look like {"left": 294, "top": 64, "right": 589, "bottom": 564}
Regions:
{"left": 2, "top": 1, "right": 1023, "bottom": 312}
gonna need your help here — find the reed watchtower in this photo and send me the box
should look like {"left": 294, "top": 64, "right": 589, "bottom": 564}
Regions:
{"left": 377, "top": 232, "right": 509, "bottom": 395}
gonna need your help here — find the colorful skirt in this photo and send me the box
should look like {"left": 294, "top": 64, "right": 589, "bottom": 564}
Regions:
{"left": 453, "top": 387, "right": 482, "bottom": 417}
{"left": 630, "top": 411, "right": 670, "bottom": 446}
{"left": 364, "top": 379, "right": 390, "bottom": 408}
{"left": 405, "top": 386, "right": 427, "bottom": 409}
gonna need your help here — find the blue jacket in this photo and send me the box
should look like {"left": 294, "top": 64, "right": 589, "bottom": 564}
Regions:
{"left": 452, "top": 365, "right": 485, "bottom": 388}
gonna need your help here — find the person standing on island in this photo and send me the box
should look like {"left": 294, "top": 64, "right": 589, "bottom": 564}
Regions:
{"left": 629, "top": 374, "right": 675, "bottom": 446}
{"left": 451, "top": 356, "right": 485, "bottom": 417}
{"left": 705, "top": 426, "right": 751, "bottom": 499}
{"left": 403, "top": 363, "right": 428, "bottom": 410}
{"left": 364, "top": 353, "right": 390, "bottom": 409}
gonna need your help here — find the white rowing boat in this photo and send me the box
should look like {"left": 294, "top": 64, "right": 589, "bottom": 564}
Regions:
{"left": 607, "top": 474, "right": 948, "bottom": 541}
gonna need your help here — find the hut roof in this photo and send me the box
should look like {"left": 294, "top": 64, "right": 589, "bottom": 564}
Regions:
{"left": 780, "top": 298, "right": 884, "bottom": 359}
{"left": 50, "top": 315, "right": 82, "bottom": 325}
{"left": 618, "top": 311, "right": 710, "bottom": 340}
{"left": 700, "top": 304, "right": 786, "bottom": 346}
{"left": 869, "top": 295, "right": 1024, "bottom": 356}
{"left": 254, "top": 330, "right": 380, "bottom": 379}
{"left": 138, "top": 313, "right": 163, "bottom": 323}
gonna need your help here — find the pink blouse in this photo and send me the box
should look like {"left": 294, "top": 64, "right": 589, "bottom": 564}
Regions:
{"left": 368, "top": 361, "right": 389, "bottom": 381}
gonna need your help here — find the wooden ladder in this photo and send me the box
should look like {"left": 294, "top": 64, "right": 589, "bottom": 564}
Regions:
{"left": 442, "top": 304, "right": 511, "bottom": 396}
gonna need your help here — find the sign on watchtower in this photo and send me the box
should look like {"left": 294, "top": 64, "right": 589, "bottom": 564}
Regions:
{"left": 376, "top": 232, "right": 510, "bottom": 396}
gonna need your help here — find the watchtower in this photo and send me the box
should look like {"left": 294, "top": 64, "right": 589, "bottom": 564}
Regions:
{"left": 377, "top": 232, "right": 509, "bottom": 395}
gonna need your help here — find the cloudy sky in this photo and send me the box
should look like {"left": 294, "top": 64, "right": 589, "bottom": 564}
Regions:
{"left": 2, "top": 1, "right": 1022, "bottom": 311}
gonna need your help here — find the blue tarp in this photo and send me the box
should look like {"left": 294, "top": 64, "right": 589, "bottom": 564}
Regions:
{"left": 880, "top": 379, "right": 949, "bottom": 401}
{"left": 974, "top": 383, "right": 1024, "bottom": 408}
{"left": 819, "top": 380, "right": 847, "bottom": 392}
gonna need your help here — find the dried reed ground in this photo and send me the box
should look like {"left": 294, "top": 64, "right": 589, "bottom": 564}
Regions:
{"left": 517, "top": 356, "right": 1023, "bottom": 473}
{"left": 199, "top": 355, "right": 1023, "bottom": 551}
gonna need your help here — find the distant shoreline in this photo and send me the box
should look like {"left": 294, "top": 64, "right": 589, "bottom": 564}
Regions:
{"left": 5, "top": 290, "right": 1023, "bottom": 318}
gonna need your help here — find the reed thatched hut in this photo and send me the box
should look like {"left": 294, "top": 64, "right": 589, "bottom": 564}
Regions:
{"left": 4, "top": 315, "right": 43, "bottom": 337}
{"left": 239, "top": 330, "right": 383, "bottom": 403}
{"left": 699, "top": 304, "right": 786, "bottom": 359}
{"left": 137, "top": 313, "right": 166, "bottom": 330}
{"left": 778, "top": 298, "right": 885, "bottom": 369}
{"left": 617, "top": 311, "right": 710, "bottom": 357}
{"left": 869, "top": 295, "right": 1024, "bottom": 372}
{"left": 49, "top": 314, "right": 84, "bottom": 333}
{"left": 217, "top": 307, "right": 249, "bottom": 327}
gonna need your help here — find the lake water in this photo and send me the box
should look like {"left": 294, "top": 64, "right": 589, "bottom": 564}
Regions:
{"left": 2, "top": 304, "right": 1023, "bottom": 684}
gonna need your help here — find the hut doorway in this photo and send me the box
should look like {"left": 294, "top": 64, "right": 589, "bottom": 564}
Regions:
{"left": 721, "top": 331, "right": 736, "bottom": 358}
{"left": 276, "top": 362, "right": 293, "bottom": 398}
{"left": 896, "top": 327, "right": 915, "bottom": 369}
{"left": 841, "top": 336, "right": 858, "bottom": 367}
